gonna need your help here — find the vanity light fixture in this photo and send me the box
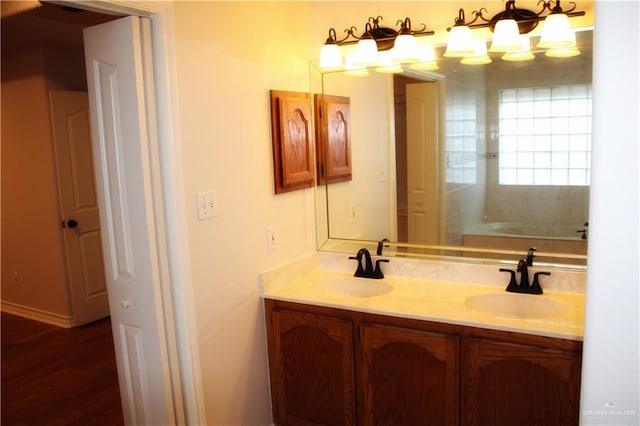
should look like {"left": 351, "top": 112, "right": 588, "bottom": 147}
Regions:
{"left": 318, "top": 16, "right": 436, "bottom": 72}
{"left": 445, "top": 0, "right": 585, "bottom": 63}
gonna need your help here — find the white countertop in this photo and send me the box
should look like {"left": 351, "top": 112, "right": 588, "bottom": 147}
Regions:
{"left": 262, "top": 266, "right": 585, "bottom": 341}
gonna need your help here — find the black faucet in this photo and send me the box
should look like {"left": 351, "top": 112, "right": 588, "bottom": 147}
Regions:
{"left": 376, "top": 238, "right": 390, "bottom": 255}
{"left": 349, "top": 248, "right": 388, "bottom": 279}
{"left": 500, "top": 258, "right": 550, "bottom": 294}
{"left": 526, "top": 247, "right": 536, "bottom": 266}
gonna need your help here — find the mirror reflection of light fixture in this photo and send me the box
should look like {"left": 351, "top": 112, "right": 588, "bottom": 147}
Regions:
{"left": 344, "top": 55, "right": 370, "bottom": 77}
{"left": 502, "top": 36, "right": 535, "bottom": 61}
{"left": 409, "top": 45, "right": 439, "bottom": 70}
{"left": 461, "top": 39, "right": 492, "bottom": 65}
{"left": 318, "top": 16, "right": 435, "bottom": 72}
{"left": 545, "top": 46, "right": 581, "bottom": 57}
{"left": 375, "top": 50, "right": 403, "bottom": 74}
{"left": 446, "top": 0, "right": 585, "bottom": 63}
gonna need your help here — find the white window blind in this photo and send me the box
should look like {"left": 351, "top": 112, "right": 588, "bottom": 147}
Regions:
{"left": 498, "top": 84, "right": 592, "bottom": 186}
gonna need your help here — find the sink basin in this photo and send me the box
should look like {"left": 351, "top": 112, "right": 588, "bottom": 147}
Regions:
{"left": 317, "top": 277, "right": 393, "bottom": 297}
{"left": 465, "top": 293, "right": 567, "bottom": 319}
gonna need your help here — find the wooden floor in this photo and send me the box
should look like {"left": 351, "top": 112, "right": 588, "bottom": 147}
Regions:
{"left": 1, "top": 312, "right": 124, "bottom": 426}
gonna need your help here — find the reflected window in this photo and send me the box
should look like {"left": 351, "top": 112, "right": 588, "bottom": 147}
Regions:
{"left": 446, "top": 88, "right": 477, "bottom": 184}
{"left": 498, "top": 84, "right": 592, "bottom": 186}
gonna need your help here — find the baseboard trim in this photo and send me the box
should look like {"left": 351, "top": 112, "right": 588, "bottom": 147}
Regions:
{"left": 1, "top": 301, "right": 75, "bottom": 328}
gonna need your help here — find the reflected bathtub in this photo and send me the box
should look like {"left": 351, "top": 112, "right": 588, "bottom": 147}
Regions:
{"left": 461, "top": 221, "right": 588, "bottom": 264}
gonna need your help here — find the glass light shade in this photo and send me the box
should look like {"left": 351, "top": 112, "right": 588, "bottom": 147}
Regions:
{"left": 489, "top": 19, "right": 522, "bottom": 52}
{"left": 537, "top": 13, "right": 575, "bottom": 49}
{"left": 444, "top": 25, "right": 475, "bottom": 57}
{"left": 409, "top": 45, "right": 439, "bottom": 70}
{"left": 375, "top": 64, "right": 404, "bottom": 73}
{"left": 354, "top": 38, "right": 378, "bottom": 66}
{"left": 409, "top": 61, "right": 439, "bottom": 71}
{"left": 416, "top": 45, "right": 437, "bottom": 62}
{"left": 319, "top": 43, "right": 343, "bottom": 69}
{"left": 344, "top": 55, "right": 370, "bottom": 77}
{"left": 545, "top": 47, "right": 581, "bottom": 57}
{"left": 502, "top": 36, "right": 535, "bottom": 62}
{"left": 461, "top": 39, "right": 492, "bottom": 65}
{"left": 375, "top": 50, "right": 402, "bottom": 73}
{"left": 393, "top": 34, "right": 418, "bottom": 62}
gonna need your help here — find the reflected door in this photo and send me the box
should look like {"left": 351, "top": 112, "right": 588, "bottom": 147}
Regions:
{"left": 406, "top": 82, "right": 445, "bottom": 244}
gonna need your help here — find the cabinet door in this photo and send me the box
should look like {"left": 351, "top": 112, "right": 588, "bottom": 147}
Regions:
{"left": 268, "top": 308, "right": 356, "bottom": 425}
{"left": 462, "top": 338, "right": 582, "bottom": 426}
{"left": 360, "top": 323, "right": 459, "bottom": 426}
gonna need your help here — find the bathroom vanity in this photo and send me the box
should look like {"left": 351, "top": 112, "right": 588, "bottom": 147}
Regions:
{"left": 261, "top": 256, "right": 585, "bottom": 426}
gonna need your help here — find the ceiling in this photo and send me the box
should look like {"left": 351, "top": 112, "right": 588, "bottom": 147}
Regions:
{"left": 1, "top": 1, "right": 118, "bottom": 51}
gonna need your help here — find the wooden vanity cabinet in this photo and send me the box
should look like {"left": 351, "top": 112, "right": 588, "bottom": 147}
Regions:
{"left": 360, "top": 323, "right": 459, "bottom": 426}
{"left": 461, "top": 337, "right": 582, "bottom": 426}
{"left": 264, "top": 299, "right": 582, "bottom": 426}
{"left": 265, "top": 302, "right": 357, "bottom": 425}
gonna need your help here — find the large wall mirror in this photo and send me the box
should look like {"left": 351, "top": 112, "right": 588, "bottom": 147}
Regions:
{"left": 313, "top": 30, "right": 592, "bottom": 268}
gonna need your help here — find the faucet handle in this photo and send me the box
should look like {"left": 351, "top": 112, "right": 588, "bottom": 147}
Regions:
{"left": 349, "top": 255, "right": 366, "bottom": 276}
{"left": 500, "top": 268, "right": 519, "bottom": 292}
{"left": 373, "top": 259, "right": 389, "bottom": 279}
{"left": 530, "top": 272, "right": 550, "bottom": 295}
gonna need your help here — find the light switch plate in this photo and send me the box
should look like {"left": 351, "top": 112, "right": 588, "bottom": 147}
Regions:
{"left": 197, "top": 191, "right": 216, "bottom": 220}
{"left": 267, "top": 226, "right": 278, "bottom": 251}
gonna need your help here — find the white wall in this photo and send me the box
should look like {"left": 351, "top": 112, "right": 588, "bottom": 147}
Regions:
{"left": 580, "top": 1, "right": 639, "bottom": 423}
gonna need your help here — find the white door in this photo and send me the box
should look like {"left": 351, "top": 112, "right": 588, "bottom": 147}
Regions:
{"left": 406, "top": 81, "right": 445, "bottom": 245}
{"left": 84, "top": 16, "right": 178, "bottom": 425}
{"left": 49, "top": 91, "right": 110, "bottom": 326}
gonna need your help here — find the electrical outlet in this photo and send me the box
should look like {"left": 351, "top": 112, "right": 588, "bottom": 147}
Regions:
{"left": 197, "top": 191, "right": 216, "bottom": 220}
{"left": 267, "top": 226, "right": 278, "bottom": 251}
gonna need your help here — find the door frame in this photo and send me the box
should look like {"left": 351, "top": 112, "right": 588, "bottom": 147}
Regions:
{"left": 50, "top": 1, "right": 204, "bottom": 423}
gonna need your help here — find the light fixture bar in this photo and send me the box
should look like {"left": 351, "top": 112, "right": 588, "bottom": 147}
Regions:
{"left": 447, "top": 1, "right": 585, "bottom": 34}
{"left": 325, "top": 16, "right": 434, "bottom": 50}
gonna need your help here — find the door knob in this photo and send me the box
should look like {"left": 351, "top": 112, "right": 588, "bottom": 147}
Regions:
{"left": 65, "top": 219, "right": 79, "bottom": 229}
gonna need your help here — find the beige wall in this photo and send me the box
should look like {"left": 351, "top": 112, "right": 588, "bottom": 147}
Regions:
{"left": 1, "top": 47, "right": 74, "bottom": 319}
{"left": 171, "top": 2, "right": 316, "bottom": 423}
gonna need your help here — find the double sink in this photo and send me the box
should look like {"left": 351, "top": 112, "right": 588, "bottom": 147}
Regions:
{"left": 317, "top": 276, "right": 567, "bottom": 320}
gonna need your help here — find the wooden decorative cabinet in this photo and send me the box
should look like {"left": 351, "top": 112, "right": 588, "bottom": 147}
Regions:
{"left": 314, "top": 94, "right": 352, "bottom": 184}
{"left": 264, "top": 299, "right": 582, "bottom": 426}
{"left": 269, "top": 90, "right": 315, "bottom": 194}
